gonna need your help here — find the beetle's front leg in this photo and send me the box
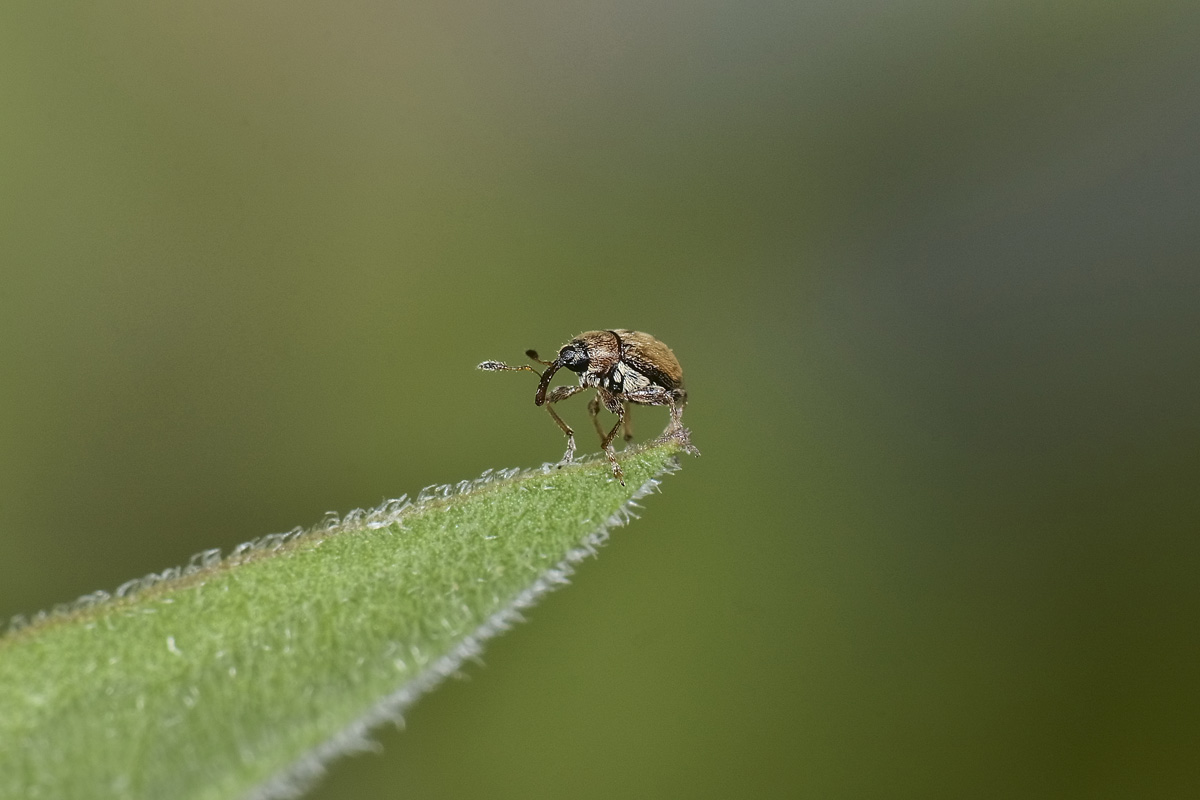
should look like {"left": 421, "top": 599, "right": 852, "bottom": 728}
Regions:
{"left": 544, "top": 385, "right": 587, "bottom": 465}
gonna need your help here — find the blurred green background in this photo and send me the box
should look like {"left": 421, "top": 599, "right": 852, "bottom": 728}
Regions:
{"left": 3, "top": 1, "right": 1199, "bottom": 797}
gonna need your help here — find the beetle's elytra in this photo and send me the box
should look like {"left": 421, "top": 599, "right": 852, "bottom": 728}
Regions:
{"left": 478, "top": 329, "right": 696, "bottom": 484}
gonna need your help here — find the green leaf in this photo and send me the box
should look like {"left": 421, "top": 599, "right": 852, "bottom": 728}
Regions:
{"left": 0, "top": 440, "right": 689, "bottom": 800}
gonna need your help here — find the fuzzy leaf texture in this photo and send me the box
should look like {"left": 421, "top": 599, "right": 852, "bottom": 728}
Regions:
{"left": 0, "top": 441, "right": 687, "bottom": 800}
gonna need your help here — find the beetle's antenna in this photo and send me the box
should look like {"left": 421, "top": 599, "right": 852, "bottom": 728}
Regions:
{"left": 478, "top": 360, "right": 540, "bottom": 374}
{"left": 534, "top": 360, "right": 562, "bottom": 406}
{"left": 526, "top": 350, "right": 554, "bottom": 366}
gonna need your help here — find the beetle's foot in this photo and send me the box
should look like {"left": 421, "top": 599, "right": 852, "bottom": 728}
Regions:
{"left": 556, "top": 438, "right": 577, "bottom": 468}
{"left": 601, "top": 446, "right": 625, "bottom": 485}
{"left": 655, "top": 425, "right": 700, "bottom": 456}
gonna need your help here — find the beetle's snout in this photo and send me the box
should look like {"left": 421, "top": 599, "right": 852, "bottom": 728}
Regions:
{"left": 534, "top": 362, "right": 560, "bottom": 406}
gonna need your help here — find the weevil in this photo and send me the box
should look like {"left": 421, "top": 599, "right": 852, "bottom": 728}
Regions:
{"left": 479, "top": 329, "right": 694, "bottom": 484}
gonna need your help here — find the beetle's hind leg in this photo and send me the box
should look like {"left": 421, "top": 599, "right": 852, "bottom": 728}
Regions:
{"left": 621, "top": 401, "right": 634, "bottom": 443}
{"left": 623, "top": 386, "right": 699, "bottom": 456}
{"left": 664, "top": 388, "right": 687, "bottom": 432}
{"left": 663, "top": 389, "right": 699, "bottom": 455}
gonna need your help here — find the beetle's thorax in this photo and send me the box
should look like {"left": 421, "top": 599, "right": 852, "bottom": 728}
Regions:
{"left": 564, "top": 330, "right": 620, "bottom": 375}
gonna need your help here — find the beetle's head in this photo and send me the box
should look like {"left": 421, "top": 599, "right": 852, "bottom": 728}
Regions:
{"left": 534, "top": 340, "right": 589, "bottom": 406}
{"left": 556, "top": 341, "right": 590, "bottom": 373}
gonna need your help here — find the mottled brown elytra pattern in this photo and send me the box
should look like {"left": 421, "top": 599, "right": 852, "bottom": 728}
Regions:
{"left": 478, "top": 329, "right": 696, "bottom": 485}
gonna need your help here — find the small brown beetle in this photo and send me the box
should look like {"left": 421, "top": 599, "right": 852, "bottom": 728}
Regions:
{"left": 479, "top": 329, "right": 693, "bottom": 484}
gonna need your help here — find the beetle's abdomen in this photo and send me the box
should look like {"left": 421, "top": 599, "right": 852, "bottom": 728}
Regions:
{"left": 614, "top": 330, "right": 683, "bottom": 390}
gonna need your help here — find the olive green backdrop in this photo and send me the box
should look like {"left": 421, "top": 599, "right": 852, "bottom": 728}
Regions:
{"left": 2, "top": 2, "right": 1198, "bottom": 798}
